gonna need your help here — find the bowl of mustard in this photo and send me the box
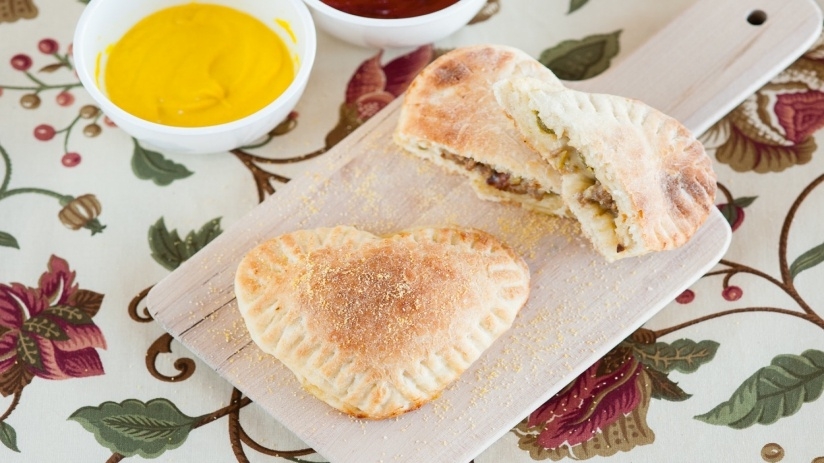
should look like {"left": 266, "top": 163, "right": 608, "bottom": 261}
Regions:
{"left": 74, "top": 0, "right": 316, "bottom": 154}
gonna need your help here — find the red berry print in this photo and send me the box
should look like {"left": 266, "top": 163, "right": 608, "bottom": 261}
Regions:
{"left": 62, "top": 152, "right": 81, "bottom": 167}
{"left": 11, "top": 54, "right": 32, "bottom": 71}
{"left": 675, "top": 289, "right": 695, "bottom": 304}
{"left": 103, "top": 116, "right": 117, "bottom": 127}
{"left": 38, "top": 38, "right": 59, "bottom": 54}
{"left": 56, "top": 91, "right": 75, "bottom": 106}
{"left": 34, "top": 124, "right": 56, "bottom": 141}
{"left": 722, "top": 285, "right": 743, "bottom": 302}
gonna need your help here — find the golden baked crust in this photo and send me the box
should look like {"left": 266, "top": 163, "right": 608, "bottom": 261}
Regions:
{"left": 234, "top": 226, "right": 530, "bottom": 419}
{"left": 493, "top": 77, "right": 717, "bottom": 261}
{"left": 394, "top": 44, "right": 569, "bottom": 216}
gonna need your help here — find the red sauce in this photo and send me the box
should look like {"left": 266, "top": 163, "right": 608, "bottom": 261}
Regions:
{"left": 321, "top": 0, "right": 461, "bottom": 19}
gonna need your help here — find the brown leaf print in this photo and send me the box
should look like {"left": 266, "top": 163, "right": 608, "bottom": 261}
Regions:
{"left": 0, "top": 362, "right": 34, "bottom": 397}
{"left": 643, "top": 365, "right": 690, "bottom": 402}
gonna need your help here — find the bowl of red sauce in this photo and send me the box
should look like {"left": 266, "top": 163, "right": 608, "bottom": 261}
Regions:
{"left": 301, "top": 0, "right": 486, "bottom": 48}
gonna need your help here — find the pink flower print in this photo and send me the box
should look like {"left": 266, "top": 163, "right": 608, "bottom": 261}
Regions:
{"left": 0, "top": 255, "right": 106, "bottom": 396}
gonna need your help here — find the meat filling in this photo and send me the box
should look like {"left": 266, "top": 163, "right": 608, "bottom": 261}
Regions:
{"left": 441, "top": 152, "right": 548, "bottom": 200}
{"left": 578, "top": 180, "right": 618, "bottom": 217}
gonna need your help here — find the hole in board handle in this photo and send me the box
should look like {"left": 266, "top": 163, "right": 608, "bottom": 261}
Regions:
{"left": 747, "top": 10, "right": 767, "bottom": 25}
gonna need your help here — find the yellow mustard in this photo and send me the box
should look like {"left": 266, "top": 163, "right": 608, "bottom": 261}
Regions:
{"left": 103, "top": 3, "right": 295, "bottom": 127}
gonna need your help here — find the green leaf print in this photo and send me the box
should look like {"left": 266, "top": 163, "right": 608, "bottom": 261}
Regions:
{"left": 632, "top": 339, "right": 719, "bottom": 374}
{"left": 15, "top": 334, "right": 41, "bottom": 369}
{"left": 45, "top": 305, "right": 94, "bottom": 325}
{"left": 695, "top": 350, "right": 824, "bottom": 428}
{"left": 568, "top": 0, "right": 589, "bottom": 14}
{"left": 148, "top": 217, "right": 223, "bottom": 271}
{"left": 68, "top": 398, "right": 197, "bottom": 458}
{"left": 0, "top": 231, "right": 18, "bottom": 249}
{"left": 131, "top": 138, "right": 193, "bottom": 186}
{"left": 0, "top": 421, "right": 19, "bottom": 452}
{"left": 733, "top": 196, "right": 758, "bottom": 208}
{"left": 185, "top": 217, "right": 223, "bottom": 253}
{"left": 21, "top": 316, "right": 69, "bottom": 340}
{"left": 790, "top": 241, "right": 824, "bottom": 280}
{"left": 539, "top": 30, "right": 621, "bottom": 81}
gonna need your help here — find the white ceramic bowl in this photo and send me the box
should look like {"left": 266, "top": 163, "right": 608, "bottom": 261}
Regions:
{"left": 73, "top": 0, "right": 316, "bottom": 154}
{"left": 301, "top": 0, "right": 485, "bottom": 49}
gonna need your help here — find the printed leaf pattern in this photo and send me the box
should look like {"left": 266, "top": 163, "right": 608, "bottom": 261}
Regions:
{"left": 0, "top": 422, "right": 19, "bottom": 452}
{"left": 0, "top": 364, "right": 34, "bottom": 398}
{"left": 46, "top": 305, "right": 93, "bottom": 325}
{"left": 67, "top": 288, "right": 104, "bottom": 317}
{"left": 38, "top": 63, "right": 63, "bottom": 73}
{"left": 632, "top": 339, "right": 720, "bottom": 374}
{"left": 539, "top": 30, "right": 621, "bottom": 80}
{"left": 148, "top": 217, "right": 223, "bottom": 271}
{"left": 568, "top": 0, "right": 589, "bottom": 14}
{"left": 733, "top": 196, "right": 758, "bottom": 208}
{"left": 69, "top": 398, "right": 197, "bottom": 458}
{"left": 789, "top": 241, "right": 824, "bottom": 280}
{"left": 131, "top": 139, "right": 193, "bottom": 186}
{"left": 21, "top": 316, "right": 68, "bottom": 340}
{"left": 643, "top": 365, "right": 691, "bottom": 402}
{"left": 15, "top": 334, "right": 41, "bottom": 368}
{"left": 695, "top": 350, "right": 824, "bottom": 428}
{"left": 0, "top": 232, "right": 18, "bottom": 249}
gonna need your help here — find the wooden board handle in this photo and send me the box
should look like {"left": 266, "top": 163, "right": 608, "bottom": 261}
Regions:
{"left": 569, "top": 0, "right": 822, "bottom": 134}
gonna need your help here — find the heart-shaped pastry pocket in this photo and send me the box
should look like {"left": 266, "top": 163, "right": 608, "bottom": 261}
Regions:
{"left": 235, "top": 225, "right": 530, "bottom": 419}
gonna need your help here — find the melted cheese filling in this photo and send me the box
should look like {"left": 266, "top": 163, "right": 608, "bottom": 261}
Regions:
{"left": 537, "top": 115, "right": 627, "bottom": 253}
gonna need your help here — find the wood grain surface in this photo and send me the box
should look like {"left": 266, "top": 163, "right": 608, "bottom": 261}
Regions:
{"left": 146, "top": 0, "right": 822, "bottom": 462}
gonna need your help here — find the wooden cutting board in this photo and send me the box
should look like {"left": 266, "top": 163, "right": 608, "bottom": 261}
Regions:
{"left": 147, "top": 1, "right": 822, "bottom": 462}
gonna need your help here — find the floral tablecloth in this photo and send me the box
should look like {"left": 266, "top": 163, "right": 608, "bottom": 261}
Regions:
{"left": 2, "top": 0, "right": 824, "bottom": 462}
